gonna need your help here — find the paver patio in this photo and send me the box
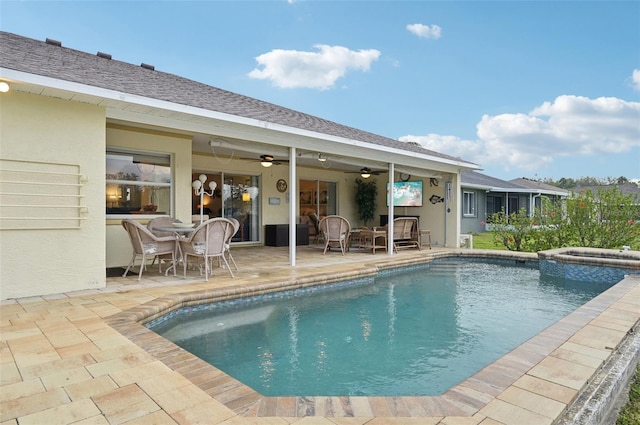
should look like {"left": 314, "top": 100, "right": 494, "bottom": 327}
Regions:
{"left": 1, "top": 245, "right": 639, "bottom": 425}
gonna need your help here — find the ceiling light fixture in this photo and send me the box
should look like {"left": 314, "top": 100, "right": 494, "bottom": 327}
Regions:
{"left": 317, "top": 154, "right": 327, "bottom": 162}
{"left": 260, "top": 155, "right": 274, "bottom": 167}
{"left": 0, "top": 82, "right": 9, "bottom": 93}
{"left": 360, "top": 167, "right": 372, "bottom": 179}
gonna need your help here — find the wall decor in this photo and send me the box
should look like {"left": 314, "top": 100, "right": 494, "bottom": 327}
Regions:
{"left": 276, "top": 179, "right": 287, "bottom": 192}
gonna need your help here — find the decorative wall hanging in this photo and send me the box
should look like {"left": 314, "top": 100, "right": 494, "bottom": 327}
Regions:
{"left": 276, "top": 179, "right": 288, "bottom": 192}
{"left": 429, "top": 194, "right": 445, "bottom": 204}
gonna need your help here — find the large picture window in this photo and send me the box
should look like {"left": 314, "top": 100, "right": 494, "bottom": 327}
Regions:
{"left": 106, "top": 149, "right": 172, "bottom": 216}
{"left": 222, "top": 174, "right": 260, "bottom": 243}
{"left": 299, "top": 179, "right": 337, "bottom": 217}
{"left": 463, "top": 191, "right": 476, "bottom": 217}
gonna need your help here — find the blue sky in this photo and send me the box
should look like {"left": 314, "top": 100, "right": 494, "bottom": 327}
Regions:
{"left": 2, "top": 0, "right": 639, "bottom": 182}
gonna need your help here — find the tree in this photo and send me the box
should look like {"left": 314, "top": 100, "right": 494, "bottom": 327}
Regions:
{"left": 354, "top": 178, "right": 377, "bottom": 227}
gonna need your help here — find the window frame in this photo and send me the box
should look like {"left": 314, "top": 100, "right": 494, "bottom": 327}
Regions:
{"left": 106, "top": 148, "right": 173, "bottom": 219}
{"left": 462, "top": 190, "right": 477, "bottom": 217}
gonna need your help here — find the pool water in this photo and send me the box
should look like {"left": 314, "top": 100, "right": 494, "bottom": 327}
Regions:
{"left": 149, "top": 259, "right": 614, "bottom": 396}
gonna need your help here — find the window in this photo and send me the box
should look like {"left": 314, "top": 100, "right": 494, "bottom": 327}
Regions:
{"left": 222, "top": 174, "right": 260, "bottom": 243}
{"left": 463, "top": 191, "right": 476, "bottom": 217}
{"left": 106, "top": 149, "right": 172, "bottom": 216}
{"left": 487, "top": 194, "right": 503, "bottom": 216}
{"left": 299, "top": 179, "right": 337, "bottom": 217}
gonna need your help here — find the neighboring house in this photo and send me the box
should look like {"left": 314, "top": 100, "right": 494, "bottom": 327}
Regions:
{"left": 0, "top": 32, "right": 480, "bottom": 299}
{"left": 571, "top": 183, "right": 640, "bottom": 201}
{"left": 460, "top": 171, "right": 568, "bottom": 234}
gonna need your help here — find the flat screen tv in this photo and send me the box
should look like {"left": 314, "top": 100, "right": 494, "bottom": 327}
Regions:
{"left": 387, "top": 181, "right": 423, "bottom": 207}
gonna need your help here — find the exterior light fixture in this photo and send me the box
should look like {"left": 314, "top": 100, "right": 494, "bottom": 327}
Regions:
{"left": 360, "top": 168, "right": 372, "bottom": 179}
{"left": 317, "top": 154, "right": 327, "bottom": 162}
{"left": 192, "top": 174, "right": 217, "bottom": 223}
{"left": 260, "top": 155, "right": 274, "bottom": 167}
{"left": 0, "top": 82, "right": 9, "bottom": 93}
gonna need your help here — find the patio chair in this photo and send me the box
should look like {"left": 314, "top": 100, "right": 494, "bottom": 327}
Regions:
{"left": 147, "top": 216, "right": 182, "bottom": 269}
{"left": 178, "top": 218, "right": 235, "bottom": 280}
{"left": 318, "top": 215, "right": 351, "bottom": 255}
{"left": 122, "top": 219, "right": 177, "bottom": 280}
{"left": 147, "top": 216, "right": 181, "bottom": 237}
{"left": 308, "top": 213, "right": 322, "bottom": 244}
{"left": 392, "top": 217, "right": 421, "bottom": 252}
{"left": 225, "top": 217, "right": 240, "bottom": 271}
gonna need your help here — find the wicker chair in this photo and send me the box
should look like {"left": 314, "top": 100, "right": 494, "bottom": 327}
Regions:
{"left": 318, "top": 215, "right": 351, "bottom": 255}
{"left": 178, "top": 218, "right": 235, "bottom": 280}
{"left": 147, "top": 216, "right": 181, "bottom": 237}
{"left": 122, "top": 219, "right": 176, "bottom": 280}
{"left": 225, "top": 217, "right": 240, "bottom": 271}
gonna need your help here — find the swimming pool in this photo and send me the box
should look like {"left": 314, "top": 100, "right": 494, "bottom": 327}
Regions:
{"left": 148, "top": 258, "right": 614, "bottom": 397}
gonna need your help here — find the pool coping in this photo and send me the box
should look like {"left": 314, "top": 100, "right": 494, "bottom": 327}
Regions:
{"left": 104, "top": 250, "right": 640, "bottom": 421}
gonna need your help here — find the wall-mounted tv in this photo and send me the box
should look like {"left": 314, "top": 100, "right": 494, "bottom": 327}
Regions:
{"left": 387, "top": 181, "right": 423, "bottom": 207}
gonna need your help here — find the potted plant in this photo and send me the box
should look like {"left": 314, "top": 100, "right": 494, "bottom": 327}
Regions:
{"left": 354, "top": 178, "right": 377, "bottom": 228}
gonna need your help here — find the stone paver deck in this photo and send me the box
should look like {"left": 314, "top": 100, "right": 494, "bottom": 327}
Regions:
{"left": 1, "top": 245, "right": 639, "bottom": 425}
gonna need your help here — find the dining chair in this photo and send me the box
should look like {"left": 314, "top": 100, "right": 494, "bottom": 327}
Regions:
{"left": 122, "top": 219, "right": 177, "bottom": 280}
{"left": 226, "top": 217, "right": 240, "bottom": 271}
{"left": 318, "top": 215, "right": 351, "bottom": 255}
{"left": 178, "top": 218, "right": 235, "bottom": 280}
{"left": 147, "top": 216, "right": 181, "bottom": 237}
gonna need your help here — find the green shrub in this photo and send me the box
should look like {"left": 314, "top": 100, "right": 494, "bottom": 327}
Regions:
{"left": 488, "top": 187, "right": 639, "bottom": 252}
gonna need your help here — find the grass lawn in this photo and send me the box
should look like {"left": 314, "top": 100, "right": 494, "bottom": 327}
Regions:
{"left": 469, "top": 231, "right": 506, "bottom": 250}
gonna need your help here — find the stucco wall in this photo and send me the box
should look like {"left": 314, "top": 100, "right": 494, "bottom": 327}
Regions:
{"left": 372, "top": 173, "right": 458, "bottom": 247}
{"left": 0, "top": 91, "right": 106, "bottom": 299}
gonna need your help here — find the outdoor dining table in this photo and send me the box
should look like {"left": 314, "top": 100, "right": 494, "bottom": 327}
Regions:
{"left": 154, "top": 225, "right": 197, "bottom": 276}
{"left": 357, "top": 228, "right": 388, "bottom": 254}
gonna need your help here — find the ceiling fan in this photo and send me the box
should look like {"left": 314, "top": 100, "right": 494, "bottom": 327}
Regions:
{"left": 242, "top": 154, "right": 290, "bottom": 167}
{"left": 344, "top": 167, "right": 386, "bottom": 178}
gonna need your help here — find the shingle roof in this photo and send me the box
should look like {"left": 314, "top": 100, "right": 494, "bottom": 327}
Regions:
{"left": 510, "top": 177, "right": 569, "bottom": 194}
{"left": 573, "top": 183, "right": 640, "bottom": 197}
{"left": 461, "top": 171, "right": 569, "bottom": 196}
{"left": 461, "top": 171, "right": 525, "bottom": 190}
{"left": 0, "top": 31, "right": 474, "bottom": 166}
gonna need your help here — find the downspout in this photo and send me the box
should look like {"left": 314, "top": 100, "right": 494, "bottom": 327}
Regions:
{"left": 531, "top": 193, "right": 541, "bottom": 218}
{"left": 444, "top": 180, "right": 452, "bottom": 247}
{"left": 505, "top": 192, "right": 509, "bottom": 215}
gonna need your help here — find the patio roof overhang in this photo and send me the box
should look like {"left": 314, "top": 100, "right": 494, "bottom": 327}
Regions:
{"left": 1, "top": 67, "right": 480, "bottom": 177}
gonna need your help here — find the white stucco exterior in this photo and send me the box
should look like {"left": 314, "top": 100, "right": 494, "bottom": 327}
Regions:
{"left": 1, "top": 91, "right": 106, "bottom": 299}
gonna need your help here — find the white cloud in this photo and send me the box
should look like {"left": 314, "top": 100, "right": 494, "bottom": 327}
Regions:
{"left": 406, "top": 23, "right": 442, "bottom": 40}
{"left": 248, "top": 45, "right": 381, "bottom": 90}
{"left": 632, "top": 69, "right": 640, "bottom": 91}
{"left": 400, "top": 95, "right": 640, "bottom": 173}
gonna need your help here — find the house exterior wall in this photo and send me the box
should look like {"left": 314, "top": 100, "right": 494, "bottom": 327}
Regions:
{"left": 106, "top": 125, "right": 192, "bottom": 268}
{"left": 1, "top": 91, "right": 106, "bottom": 299}
{"left": 461, "top": 189, "right": 488, "bottom": 234}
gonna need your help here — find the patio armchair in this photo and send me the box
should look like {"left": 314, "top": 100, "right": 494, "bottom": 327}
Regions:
{"left": 122, "top": 219, "right": 177, "bottom": 280}
{"left": 308, "top": 212, "right": 323, "bottom": 244}
{"left": 147, "top": 216, "right": 183, "bottom": 269}
{"left": 318, "top": 215, "right": 351, "bottom": 255}
{"left": 147, "top": 216, "right": 181, "bottom": 237}
{"left": 178, "top": 217, "right": 235, "bottom": 280}
{"left": 392, "top": 217, "right": 421, "bottom": 252}
{"left": 225, "top": 217, "right": 240, "bottom": 271}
